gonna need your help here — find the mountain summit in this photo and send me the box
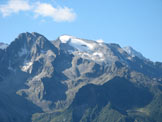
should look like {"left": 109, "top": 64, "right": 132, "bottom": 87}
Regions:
{"left": 55, "top": 35, "right": 144, "bottom": 64}
{"left": 0, "top": 32, "right": 162, "bottom": 122}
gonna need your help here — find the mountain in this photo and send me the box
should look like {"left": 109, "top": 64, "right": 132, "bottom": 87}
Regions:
{"left": 0, "top": 42, "right": 8, "bottom": 50}
{"left": 0, "top": 32, "right": 162, "bottom": 122}
{"left": 123, "top": 46, "right": 147, "bottom": 60}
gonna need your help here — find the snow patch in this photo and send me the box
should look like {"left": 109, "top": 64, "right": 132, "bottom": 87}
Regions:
{"left": 93, "top": 52, "right": 104, "bottom": 58}
{"left": 21, "top": 61, "right": 33, "bottom": 72}
{"left": 59, "top": 35, "right": 107, "bottom": 62}
{"left": 59, "top": 35, "right": 96, "bottom": 51}
{"left": 0, "top": 43, "right": 8, "bottom": 49}
{"left": 59, "top": 35, "right": 73, "bottom": 43}
{"left": 123, "top": 46, "right": 146, "bottom": 60}
{"left": 69, "top": 38, "right": 96, "bottom": 51}
{"left": 96, "top": 39, "right": 104, "bottom": 44}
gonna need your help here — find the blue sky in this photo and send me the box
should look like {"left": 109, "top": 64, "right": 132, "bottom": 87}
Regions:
{"left": 0, "top": 0, "right": 162, "bottom": 62}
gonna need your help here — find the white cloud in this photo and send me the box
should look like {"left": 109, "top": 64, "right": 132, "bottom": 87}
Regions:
{"left": 0, "top": 0, "right": 76, "bottom": 22}
{"left": 0, "top": 0, "right": 31, "bottom": 17}
{"left": 34, "top": 3, "right": 76, "bottom": 22}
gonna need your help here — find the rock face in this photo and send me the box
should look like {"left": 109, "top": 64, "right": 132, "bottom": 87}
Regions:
{"left": 0, "top": 32, "right": 162, "bottom": 122}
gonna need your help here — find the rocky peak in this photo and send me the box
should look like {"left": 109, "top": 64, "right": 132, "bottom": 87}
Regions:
{"left": 6, "top": 32, "right": 57, "bottom": 57}
{"left": 4, "top": 32, "right": 58, "bottom": 73}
